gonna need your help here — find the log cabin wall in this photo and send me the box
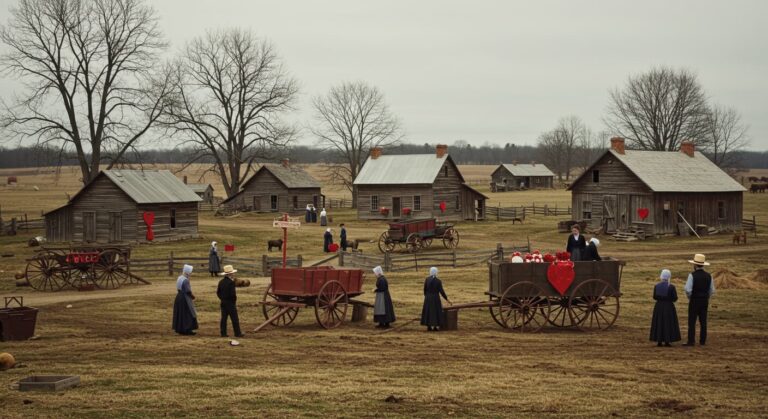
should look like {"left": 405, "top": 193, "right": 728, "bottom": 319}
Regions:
{"left": 653, "top": 192, "right": 743, "bottom": 234}
{"left": 491, "top": 166, "right": 553, "bottom": 189}
{"left": 69, "top": 175, "right": 138, "bottom": 243}
{"left": 136, "top": 202, "right": 198, "bottom": 242}
{"left": 356, "top": 185, "right": 434, "bottom": 220}
{"left": 431, "top": 158, "right": 464, "bottom": 221}
{"left": 224, "top": 170, "right": 321, "bottom": 213}
{"left": 44, "top": 206, "right": 73, "bottom": 242}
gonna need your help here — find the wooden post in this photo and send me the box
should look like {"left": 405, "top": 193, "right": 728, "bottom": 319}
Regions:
{"left": 414, "top": 253, "right": 418, "bottom": 272}
{"left": 339, "top": 251, "right": 345, "bottom": 267}
{"left": 452, "top": 249, "right": 457, "bottom": 268}
{"left": 384, "top": 252, "right": 391, "bottom": 272}
{"left": 262, "top": 254, "right": 269, "bottom": 276}
{"left": 168, "top": 252, "right": 174, "bottom": 276}
{"left": 297, "top": 254, "right": 303, "bottom": 267}
{"left": 497, "top": 202, "right": 500, "bottom": 221}
{"left": 24, "top": 213, "right": 28, "bottom": 230}
{"left": 496, "top": 243, "right": 503, "bottom": 261}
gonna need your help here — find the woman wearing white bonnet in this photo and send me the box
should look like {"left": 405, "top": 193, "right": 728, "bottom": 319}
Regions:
{"left": 582, "top": 236, "right": 602, "bottom": 261}
{"left": 420, "top": 267, "right": 451, "bottom": 331}
{"left": 372, "top": 266, "right": 396, "bottom": 328}
{"left": 649, "top": 269, "right": 681, "bottom": 347}
{"left": 172, "top": 264, "right": 198, "bottom": 336}
{"left": 208, "top": 241, "right": 221, "bottom": 277}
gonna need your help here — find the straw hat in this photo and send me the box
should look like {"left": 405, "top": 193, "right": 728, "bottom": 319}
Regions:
{"left": 219, "top": 265, "right": 238, "bottom": 275}
{"left": 688, "top": 254, "right": 710, "bottom": 266}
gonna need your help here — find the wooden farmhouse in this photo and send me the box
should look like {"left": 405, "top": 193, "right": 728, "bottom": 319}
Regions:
{"left": 490, "top": 162, "right": 555, "bottom": 191}
{"left": 221, "top": 160, "right": 323, "bottom": 213}
{"left": 353, "top": 145, "right": 487, "bottom": 221}
{"left": 568, "top": 138, "right": 746, "bottom": 236}
{"left": 45, "top": 170, "right": 201, "bottom": 243}
{"left": 186, "top": 182, "right": 215, "bottom": 205}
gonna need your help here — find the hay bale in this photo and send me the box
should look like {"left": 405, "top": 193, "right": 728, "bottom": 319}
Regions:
{"left": 749, "top": 269, "right": 768, "bottom": 284}
{"left": 0, "top": 352, "right": 15, "bottom": 370}
{"left": 713, "top": 268, "right": 767, "bottom": 290}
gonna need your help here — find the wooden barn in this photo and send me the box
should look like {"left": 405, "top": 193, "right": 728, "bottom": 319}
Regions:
{"left": 221, "top": 160, "right": 323, "bottom": 213}
{"left": 490, "top": 162, "right": 555, "bottom": 191}
{"left": 568, "top": 138, "right": 746, "bottom": 236}
{"left": 44, "top": 170, "right": 201, "bottom": 243}
{"left": 353, "top": 145, "right": 487, "bottom": 221}
{"left": 186, "top": 183, "right": 215, "bottom": 205}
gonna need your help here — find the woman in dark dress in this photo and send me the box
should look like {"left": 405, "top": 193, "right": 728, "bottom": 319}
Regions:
{"left": 581, "top": 237, "right": 602, "bottom": 261}
{"left": 172, "top": 264, "right": 198, "bottom": 335}
{"left": 323, "top": 228, "right": 333, "bottom": 252}
{"left": 208, "top": 241, "right": 221, "bottom": 277}
{"left": 649, "top": 269, "right": 681, "bottom": 347}
{"left": 566, "top": 225, "right": 587, "bottom": 261}
{"left": 372, "top": 266, "right": 396, "bottom": 328}
{"left": 421, "top": 267, "right": 451, "bottom": 331}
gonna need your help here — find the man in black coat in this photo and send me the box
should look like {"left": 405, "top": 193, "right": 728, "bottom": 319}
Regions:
{"left": 217, "top": 265, "right": 243, "bottom": 338}
{"left": 683, "top": 254, "right": 715, "bottom": 346}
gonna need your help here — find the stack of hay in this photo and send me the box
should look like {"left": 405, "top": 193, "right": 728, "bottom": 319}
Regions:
{"left": 712, "top": 268, "right": 768, "bottom": 290}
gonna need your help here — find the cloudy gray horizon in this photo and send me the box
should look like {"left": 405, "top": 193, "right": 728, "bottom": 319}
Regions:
{"left": 1, "top": 0, "right": 767, "bottom": 150}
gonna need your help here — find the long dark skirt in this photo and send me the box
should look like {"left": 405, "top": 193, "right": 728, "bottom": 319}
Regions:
{"left": 172, "top": 292, "right": 198, "bottom": 334}
{"left": 374, "top": 291, "right": 396, "bottom": 324}
{"left": 421, "top": 294, "right": 443, "bottom": 327}
{"left": 649, "top": 301, "right": 681, "bottom": 343}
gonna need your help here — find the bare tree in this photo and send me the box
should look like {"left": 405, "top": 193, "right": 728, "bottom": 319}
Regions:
{"left": 605, "top": 67, "right": 710, "bottom": 151}
{"left": 164, "top": 29, "right": 298, "bottom": 198}
{"left": 0, "top": 0, "right": 171, "bottom": 184}
{"left": 703, "top": 104, "right": 749, "bottom": 169}
{"left": 311, "top": 81, "right": 402, "bottom": 206}
{"left": 537, "top": 116, "right": 585, "bottom": 180}
{"left": 576, "top": 128, "right": 609, "bottom": 172}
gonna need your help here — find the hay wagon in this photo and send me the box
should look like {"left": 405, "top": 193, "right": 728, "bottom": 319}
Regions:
{"left": 377, "top": 218, "right": 459, "bottom": 253}
{"left": 257, "top": 267, "right": 367, "bottom": 331}
{"left": 446, "top": 259, "right": 625, "bottom": 332}
{"left": 24, "top": 245, "right": 146, "bottom": 291}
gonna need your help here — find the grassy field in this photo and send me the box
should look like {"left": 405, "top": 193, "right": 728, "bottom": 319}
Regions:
{"left": 1, "top": 167, "right": 767, "bottom": 417}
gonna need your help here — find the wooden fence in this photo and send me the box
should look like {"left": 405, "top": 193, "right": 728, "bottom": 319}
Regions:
{"left": 131, "top": 252, "right": 303, "bottom": 277}
{"left": 742, "top": 216, "right": 761, "bottom": 237}
{"left": 486, "top": 203, "right": 571, "bottom": 221}
{"left": 327, "top": 198, "right": 354, "bottom": 209}
{"left": 339, "top": 243, "right": 531, "bottom": 272}
{"left": 0, "top": 213, "right": 44, "bottom": 236}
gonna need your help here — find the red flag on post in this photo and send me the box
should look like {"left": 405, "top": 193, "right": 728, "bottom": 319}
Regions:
{"left": 224, "top": 244, "right": 235, "bottom": 252}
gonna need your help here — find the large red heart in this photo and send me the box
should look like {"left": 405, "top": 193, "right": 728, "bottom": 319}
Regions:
{"left": 143, "top": 211, "right": 155, "bottom": 241}
{"left": 637, "top": 207, "right": 649, "bottom": 220}
{"left": 547, "top": 261, "right": 575, "bottom": 296}
{"left": 439, "top": 201, "right": 446, "bottom": 213}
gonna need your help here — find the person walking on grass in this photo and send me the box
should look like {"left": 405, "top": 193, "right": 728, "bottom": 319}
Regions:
{"left": 323, "top": 228, "right": 334, "bottom": 252}
{"left": 172, "top": 264, "right": 198, "bottom": 336}
{"left": 372, "top": 266, "right": 396, "bottom": 328}
{"left": 650, "top": 269, "right": 681, "bottom": 347}
{"left": 684, "top": 254, "right": 715, "bottom": 346}
{"left": 421, "top": 267, "right": 451, "bottom": 331}
{"left": 208, "top": 241, "right": 221, "bottom": 277}
{"left": 320, "top": 207, "right": 328, "bottom": 226}
{"left": 340, "top": 223, "right": 348, "bottom": 251}
{"left": 217, "top": 265, "right": 244, "bottom": 338}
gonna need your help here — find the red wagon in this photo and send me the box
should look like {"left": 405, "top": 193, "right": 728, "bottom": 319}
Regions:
{"left": 259, "top": 267, "right": 365, "bottom": 330}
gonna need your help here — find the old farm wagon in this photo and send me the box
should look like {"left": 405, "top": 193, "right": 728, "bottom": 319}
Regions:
{"left": 256, "top": 267, "right": 367, "bottom": 331}
{"left": 377, "top": 218, "right": 459, "bottom": 253}
{"left": 446, "top": 259, "right": 625, "bottom": 332}
{"left": 24, "top": 245, "right": 148, "bottom": 291}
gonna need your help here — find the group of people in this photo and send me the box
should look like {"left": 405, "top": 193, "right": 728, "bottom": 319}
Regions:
{"left": 305, "top": 204, "right": 330, "bottom": 226}
{"left": 650, "top": 253, "right": 715, "bottom": 347}
{"left": 323, "top": 224, "right": 349, "bottom": 252}
{"left": 370, "top": 265, "right": 451, "bottom": 331}
{"left": 565, "top": 225, "right": 601, "bottom": 261}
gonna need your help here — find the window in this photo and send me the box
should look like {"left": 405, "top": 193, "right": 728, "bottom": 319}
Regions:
{"left": 293, "top": 196, "right": 298, "bottom": 209}
{"left": 592, "top": 170, "right": 600, "bottom": 183}
{"left": 370, "top": 195, "right": 379, "bottom": 212}
{"left": 170, "top": 209, "right": 177, "bottom": 229}
{"left": 270, "top": 195, "right": 278, "bottom": 211}
{"left": 455, "top": 195, "right": 460, "bottom": 210}
{"left": 582, "top": 200, "right": 592, "bottom": 220}
{"left": 413, "top": 195, "right": 421, "bottom": 211}
{"left": 717, "top": 201, "right": 726, "bottom": 219}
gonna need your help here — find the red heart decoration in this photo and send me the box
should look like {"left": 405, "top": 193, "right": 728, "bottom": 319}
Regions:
{"left": 547, "top": 261, "right": 575, "bottom": 296}
{"left": 143, "top": 211, "right": 155, "bottom": 241}
{"left": 637, "top": 207, "right": 649, "bottom": 220}
{"left": 439, "top": 201, "right": 446, "bottom": 213}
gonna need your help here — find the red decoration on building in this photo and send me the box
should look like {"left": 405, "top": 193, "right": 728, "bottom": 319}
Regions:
{"left": 637, "top": 208, "right": 650, "bottom": 221}
{"left": 142, "top": 211, "right": 155, "bottom": 241}
{"left": 439, "top": 201, "right": 446, "bottom": 213}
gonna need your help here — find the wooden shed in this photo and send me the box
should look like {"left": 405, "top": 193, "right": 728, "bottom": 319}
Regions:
{"left": 568, "top": 138, "right": 746, "bottom": 236}
{"left": 186, "top": 183, "right": 214, "bottom": 204}
{"left": 353, "top": 145, "right": 487, "bottom": 221}
{"left": 221, "top": 160, "right": 323, "bottom": 213}
{"left": 491, "top": 162, "right": 554, "bottom": 191}
{"left": 44, "top": 170, "right": 201, "bottom": 243}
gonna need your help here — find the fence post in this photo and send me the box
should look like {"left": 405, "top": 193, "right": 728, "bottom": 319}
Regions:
{"left": 262, "top": 255, "right": 269, "bottom": 276}
{"left": 452, "top": 249, "right": 457, "bottom": 268}
{"left": 384, "top": 252, "right": 391, "bottom": 272}
{"left": 339, "top": 251, "right": 345, "bottom": 267}
{"left": 496, "top": 243, "right": 503, "bottom": 260}
{"left": 24, "top": 213, "right": 28, "bottom": 230}
{"left": 168, "top": 251, "right": 174, "bottom": 276}
{"left": 297, "top": 254, "right": 303, "bottom": 267}
{"left": 497, "top": 202, "right": 500, "bottom": 221}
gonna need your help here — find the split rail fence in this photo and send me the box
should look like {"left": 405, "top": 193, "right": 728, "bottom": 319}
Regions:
{"left": 131, "top": 252, "right": 303, "bottom": 277}
{"left": 486, "top": 203, "right": 572, "bottom": 221}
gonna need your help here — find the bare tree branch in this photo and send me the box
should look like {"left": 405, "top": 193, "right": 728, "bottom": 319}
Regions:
{"left": 703, "top": 104, "right": 750, "bottom": 170}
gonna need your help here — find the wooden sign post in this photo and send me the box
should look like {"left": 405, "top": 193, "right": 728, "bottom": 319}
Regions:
{"left": 272, "top": 213, "right": 301, "bottom": 267}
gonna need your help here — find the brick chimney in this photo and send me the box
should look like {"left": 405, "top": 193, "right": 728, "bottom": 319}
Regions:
{"left": 183, "top": 175, "right": 188, "bottom": 184}
{"left": 282, "top": 158, "right": 290, "bottom": 168}
{"left": 680, "top": 141, "right": 695, "bottom": 157}
{"left": 512, "top": 160, "right": 518, "bottom": 166}
{"left": 610, "top": 137, "right": 625, "bottom": 155}
{"left": 370, "top": 147, "right": 383, "bottom": 159}
{"left": 436, "top": 144, "right": 448, "bottom": 158}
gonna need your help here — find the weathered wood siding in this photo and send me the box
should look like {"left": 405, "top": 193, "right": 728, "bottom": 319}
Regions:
{"left": 356, "top": 185, "right": 434, "bottom": 220}
{"left": 491, "top": 166, "right": 553, "bottom": 189}
{"left": 44, "top": 206, "right": 72, "bottom": 242}
{"left": 460, "top": 186, "right": 486, "bottom": 220}
{"left": 431, "top": 158, "right": 464, "bottom": 221}
{"left": 224, "top": 170, "right": 321, "bottom": 213}
{"left": 196, "top": 186, "right": 214, "bottom": 204}
{"left": 69, "top": 175, "right": 138, "bottom": 243}
{"left": 136, "top": 202, "right": 198, "bottom": 241}
{"left": 653, "top": 192, "right": 743, "bottom": 234}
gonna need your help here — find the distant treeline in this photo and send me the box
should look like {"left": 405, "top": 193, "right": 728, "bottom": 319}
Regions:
{"left": 0, "top": 143, "right": 766, "bottom": 169}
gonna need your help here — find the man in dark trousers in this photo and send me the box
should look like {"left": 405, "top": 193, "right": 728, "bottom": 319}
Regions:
{"left": 683, "top": 254, "right": 715, "bottom": 346}
{"left": 217, "top": 265, "right": 244, "bottom": 338}
{"left": 340, "top": 223, "right": 348, "bottom": 251}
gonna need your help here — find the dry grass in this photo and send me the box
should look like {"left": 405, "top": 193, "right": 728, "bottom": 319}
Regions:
{"left": 1, "top": 169, "right": 768, "bottom": 417}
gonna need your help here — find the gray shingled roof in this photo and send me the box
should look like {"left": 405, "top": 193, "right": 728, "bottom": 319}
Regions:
{"left": 499, "top": 163, "right": 555, "bottom": 177}
{"left": 570, "top": 149, "right": 745, "bottom": 192}
{"left": 354, "top": 154, "right": 453, "bottom": 185}
{"left": 186, "top": 183, "right": 213, "bottom": 193}
{"left": 103, "top": 170, "right": 202, "bottom": 203}
{"left": 261, "top": 164, "right": 321, "bottom": 188}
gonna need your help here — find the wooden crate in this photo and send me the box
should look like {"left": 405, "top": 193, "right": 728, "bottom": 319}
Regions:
{"left": 18, "top": 376, "right": 80, "bottom": 392}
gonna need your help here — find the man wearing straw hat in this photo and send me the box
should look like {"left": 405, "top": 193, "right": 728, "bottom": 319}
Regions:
{"left": 683, "top": 254, "right": 715, "bottom": 346}
{"left": 217, "top": 265, "right": 244, "bottom": 338}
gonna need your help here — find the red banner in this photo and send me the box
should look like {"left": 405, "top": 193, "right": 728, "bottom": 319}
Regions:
{"left": 224, "top": 244, "right": 235, "bottom": 252}
{"left": 547, "top": 261, "right": 575, "bottom": 296}
{"left": 143, "top": 211, "right": 155, "bottom": 241}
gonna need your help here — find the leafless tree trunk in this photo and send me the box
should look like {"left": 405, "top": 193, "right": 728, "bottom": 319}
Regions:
{"left": 537, "top": 116, "right": 585, "bottom": 180}
{"left": 163, "top": 29, "right": 298, "bottom": 198}
{"left": 604, "top": 67, "right": 710, "bottom": 151}
{"left": 0, "top": 0, "right": 171, "bottom": 184}
{"left": 703, "top": 104, "right": 749, "bottom": 170}
{"left": 310, "top": 81, "right": 402, "bottom": 207}
{"left": 577, "top": 128, "right": 609, "bottom": 172}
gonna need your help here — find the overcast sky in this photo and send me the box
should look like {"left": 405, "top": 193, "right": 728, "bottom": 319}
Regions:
{"left": 1, "top": 0, "right": 767, "bottom": 150}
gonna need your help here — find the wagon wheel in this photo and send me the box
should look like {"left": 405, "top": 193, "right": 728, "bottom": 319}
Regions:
{"left": 25, "top": 252, "right": 67, "bottom": 291}
{"left": 405, "top": 233, "right": 423, "bottom": 253}
{"left": 314, "top": 280, "right": 349, "bottom": 329}
{"left": 567, "top": 279, "right": 620, "bottom": 331}
{"left": 91, "top": 249, "right": 127, "bottom": 290}
{"left": 497, "top": 281, "right": 550, "bottom": 332}
{"left": 422, "top": 237, "right": 433, "bottom": 248}
{"left": 377, "top": 232, "right": 396, "bottom": 253}
{"left": 546, "top": 296, "right": 574, "bottom": 328}
{"left": 488, "top": 297, "right": 506, "bottom": 328}
{"left": 261, "top": 285, "right": 300, "bottom": 327}
{"left": 442, "top": 227, "right": 460, "bottom": 249}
